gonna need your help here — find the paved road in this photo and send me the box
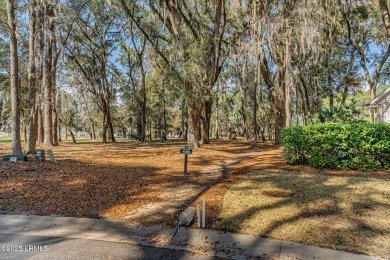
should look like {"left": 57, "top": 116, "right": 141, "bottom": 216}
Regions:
{"left": 0, "top": 215, "right": 384, "bottom": 260}
{"left": 0, "top": 233, "right": 218, "bottom": 260}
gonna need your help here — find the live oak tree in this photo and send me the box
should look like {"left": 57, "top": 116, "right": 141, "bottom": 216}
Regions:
{"left": 118, "top": 28, "right": 148, "bottom": 142}
{"left": 338, "top": 0, "right": 390, "bottom": 100}
{"left": 66, "top": 0, "right": 125, "bottom": 143}
{"left": 113, "top": 0, "right": 233, "bottom": 148}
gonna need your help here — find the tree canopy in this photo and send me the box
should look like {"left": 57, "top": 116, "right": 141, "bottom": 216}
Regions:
{"left": 0, "top": 0, "right": 389, "bottom": 152}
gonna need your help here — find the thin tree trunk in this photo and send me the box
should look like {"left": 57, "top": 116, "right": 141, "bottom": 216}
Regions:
{"left": 58, "top": 123, "right": 61, "bottom": 142}
{"left": 149, "top": 112, "right": 152, "bottom": 141}
{"left": 91, "top": 122, "right": 96, "bottom": 140}
{"left": 297, "top": 67, "right": 312, "bottom": 123}
{"left": 52, "top": 109, "right": 59, "bottom": 145}
{"left": 43, "top": 0, "right": 55, "bottom": 146}
{"left": 284, "top": 26, "right": 291, "bottom": 127}
{"left": 141, "top": 64, "right": 147, "bottom": 142}
{"left": 52, "top": 71, "right": 59, "bottom": 146}
{"left": 238, "top": 78, "right": 249, "bottom": 140}
{"left": 161, "top": 78, "right": 167, "bottom": 142}
{"left": 202, "top": 99, "right": 212, "bottom": 144}
{"left": 7, "top": 0, "right": 22, "bottom": 155}
{"left": 27, "top": 0, "right": 37, "bottom": 153}
{"left": 327, "top": 66, "right": 334, "bottom": 108}
{"left": 181, "top": 98, "right": 187, "bottom": 140}
{"left": 52, "top": 32, "right": 59, "bottom": 146}
{"left": 102, "top": 109, "right": 107, "bottom": 143}
{"left": 106, "top": 104, "right": 116, "bottom": 142}
{"left": 253, "top": 84, "right": 257, "bottom": 146}
{"left": 68, "top": 128, "right": 76, "bottom": 143}
{"left": 36, "top": 5, "right": 44, "bottom": 145}
{"left": 228, "top": 121, "right": 232, "bottom": 139}
{"left": 215, "top": 92, "right": 219, "bottom": 139}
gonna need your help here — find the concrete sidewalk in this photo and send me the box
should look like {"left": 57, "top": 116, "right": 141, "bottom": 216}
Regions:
{"left": 0, "top": 215, "right": 384, "bottom": 260}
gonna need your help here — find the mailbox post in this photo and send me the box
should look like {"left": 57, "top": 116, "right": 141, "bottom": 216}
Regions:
{"left": 180, "top": 145, "right": 192, "bottom": 175}
{"left": 34, "top": 149, "right": 46, "bottom": 162}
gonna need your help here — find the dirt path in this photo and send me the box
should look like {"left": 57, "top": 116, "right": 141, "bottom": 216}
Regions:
{"left": 123, "top": 153, "right": 258, "bottom": 223}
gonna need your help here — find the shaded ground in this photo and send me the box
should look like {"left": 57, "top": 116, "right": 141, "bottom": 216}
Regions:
{"left": 0, "top": 138, "right": 276, "bottom": 223}
{"left": 214, "top": 171, "right": 390, "bottom": 258}
{"left": 0, "top": 138, "right": 389, "bottom": 256}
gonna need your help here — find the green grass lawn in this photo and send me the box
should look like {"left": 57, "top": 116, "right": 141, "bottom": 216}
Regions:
{"left": 214, "top": 170, "right": 390, "bottom": 258}
{"left": 0, "top": 135, "right": 20, "bottom": 143}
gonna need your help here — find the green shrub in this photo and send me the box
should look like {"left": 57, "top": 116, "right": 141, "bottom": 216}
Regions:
{"left": 316, "top": 106, "right": 361, "bottom": 123}
{"left": 282, "top": 123, "right": 390, "bottom": 171}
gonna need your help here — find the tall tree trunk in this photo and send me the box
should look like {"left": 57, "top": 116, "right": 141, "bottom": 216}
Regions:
{"left": 260, "top": 52, "right": 285, "bottom": 145}
{"left": 285, "top": 75, "right": 291, "bottom": 127}
{"left": 140, "top": 64, "right": 147, "bottom": 142}
{"left": 106, "top": 104, "right": 116, "bottom": 143}
{"left": 274, "top": 110, "right": 285, "bottom": 145}
{"left": 327, "top": 65, "right": 334, "bottom": 108}
{"left": 181, "top": 98, "right": 187, "bottom": 139}
{"left": 23, "top": 124, "right": 27, "bottom": 144}
{"left": 52, "top": 108, "right": 59, "bottom": 145}
{"left": 52, "top": 29, "right": 59, "bottom": 146}
{"left": 58, "top": 123, "right": 61, "bottom": 142}
{"left": 52, "top": 68, "right": 59, "bottom": 146}
{"left": 27, "top": 0, "right": 37, "bottom": 153}
{"left": 43, "top": 0, "right": 55, "bottom": 146}
{"left": 238, "top": 77, "right": 249, "bottom": 140}
{"left": 187, "top": 99, "right": 201, "bottom": 149}
{"left": 91, "top": 122, "right": 96, "bottom": 140}
{"left": 36, "top": 4, "right": 44, "bottom": 145}
{"left": 161, "top": 78, "right": 167, "bottom": 142}
{"left": 38, "top": 108, "right": 44, "bottom": 143}
{"left": 102, "top": 108, "right": 107, "bottom": 143}
{"left": 253, "top": 84, "right": 257, "bottom": 146}
{"left": 215, "top": 92, "right": 219, "bottom": 139}
{"left": 284, "top": 27, "right": 291, "bottom": 127}
{"left": 149, "top": 112, "right": 152, "bottom": 141}
{"left": 7, "top": 0, "right": 22, "bottom": 155}
{"left": 228, "top": 121, "right": 232, "bottom": 139}
{"left": 297, "top": 67, "right": 312, "bottom": 123}
{"left": 234, "top": 55, "right": 249, "bottom": 140}
{"left": 68, "top": 127, "right": 76, "bottom": 143}
{"left": 202, "top": 99, "right": 212, "bottom": 144}
{"left": 276, "top": 70, "right": 287, "bottom": 144}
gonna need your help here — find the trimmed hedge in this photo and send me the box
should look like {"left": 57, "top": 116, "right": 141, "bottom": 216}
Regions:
{"left": 282, "top": 123, "right": 390, "bottom": 171}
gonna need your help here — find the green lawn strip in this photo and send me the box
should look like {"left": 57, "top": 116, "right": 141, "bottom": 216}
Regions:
{"left": 214, "top": 171, "right": 390, "bottom": 258}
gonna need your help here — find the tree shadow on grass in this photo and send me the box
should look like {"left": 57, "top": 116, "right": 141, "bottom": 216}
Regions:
{"left": 213, "top": 172, "right": 390, "bottom": 257}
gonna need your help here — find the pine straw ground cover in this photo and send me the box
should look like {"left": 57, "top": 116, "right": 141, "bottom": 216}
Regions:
{"left": 0, "top": 137, "right": 389, "bottom": 257}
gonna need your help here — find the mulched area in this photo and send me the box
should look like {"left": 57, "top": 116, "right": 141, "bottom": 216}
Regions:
{"left": 0, "top": 138, "right": 389, "bottom": 226}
